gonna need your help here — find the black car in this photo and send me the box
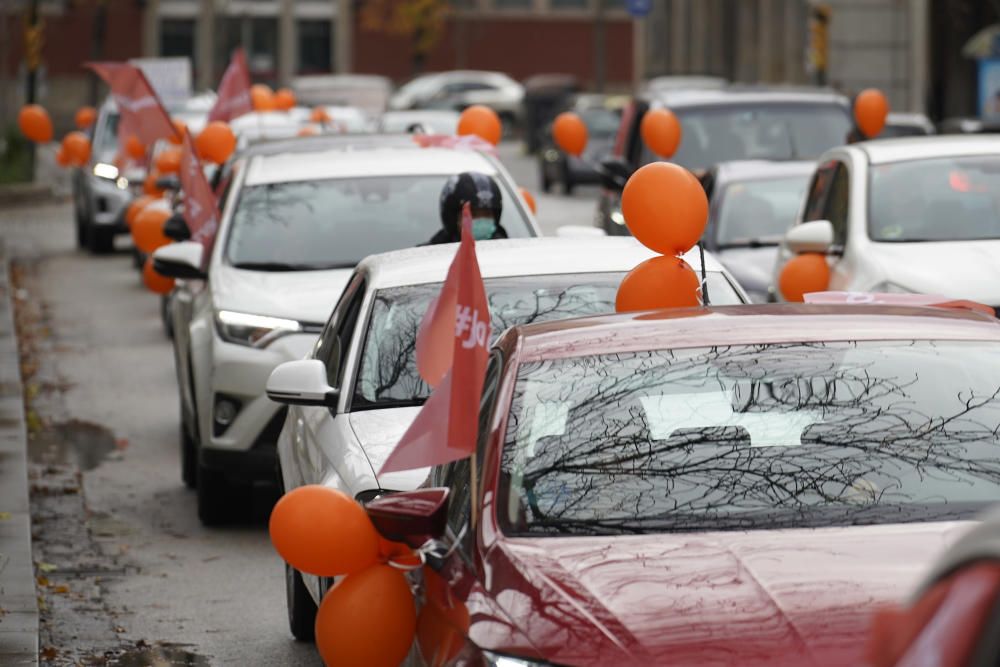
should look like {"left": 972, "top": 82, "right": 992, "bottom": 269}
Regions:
{"left": 539, "top": 95, "right": 625, "bottom": 194}
{"left": 596, "top": 86, "right": 853, "bottom": 235}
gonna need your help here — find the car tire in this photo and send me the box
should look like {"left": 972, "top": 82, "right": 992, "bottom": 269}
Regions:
{"left": 180, "top": 422, "right": 197, "bottom": 489}
{"left": 286, "top": 563, "right": 317, "bottom": 641}
{"left": 87, "top": 225, "right": 115, "bottom": 254}
{"left": 197, "top": 464, "right": 245, "bottom": 526}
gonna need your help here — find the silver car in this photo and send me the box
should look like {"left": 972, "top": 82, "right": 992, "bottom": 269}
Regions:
{"left": 265, "top": 237, "right": 750, "bottom": 640}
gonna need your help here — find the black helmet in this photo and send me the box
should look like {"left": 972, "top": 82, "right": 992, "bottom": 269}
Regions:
{"left": 439, "top": 171, "right": 503, "bottom": 237}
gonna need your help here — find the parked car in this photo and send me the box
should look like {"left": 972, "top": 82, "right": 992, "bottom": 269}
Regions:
{"left": 388, "top": 70, "right": 525, "bottom": 126}
{"left": 640, "top": 74, "right": 728, "bottom": 95}
{"left": 597, "top": 86, "right": 853, "bottom": 235}
{"left": 377, "top": 110, "right": 461, "bottom": 135}
{"left": 265, "top": 237, "right": 750, "bottom": 638}
{"left": 539, "top": 94, "right": 626, "bottom": 194}
{"left": 152, "top": 133, "right": 540, "bottom": 525}
{"left": 290, "top": 74, "right": 393, "bottom": 119}
{"left": 774, "top": 136, "right": 1000, "bottom": 305}
{"left": 700, "top": 160, "right": 815, "bottom": 303}
{"left": 370, "top": 303, "right": 1000, "bottom": 665}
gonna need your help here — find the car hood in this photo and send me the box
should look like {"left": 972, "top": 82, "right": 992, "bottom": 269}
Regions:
{"left": 870, "top": 240, "right": 1000, "bottom": 303}
{"left": 717, "top": 246, "right": 779, "bottom": 296}
{"left": 477, "top": 520, "right": 970, "bottom": 666}
{"left": 347, "top": 407, "right": 430, "bottom": 491}
{"left": 211, "top": 263, "right": 353, "bottom": 324}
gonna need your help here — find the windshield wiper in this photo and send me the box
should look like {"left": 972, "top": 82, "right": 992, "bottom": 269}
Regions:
{"left": 718, "top": 238, "right": 780, "bottom": 249}
{"left": 351, "top": 397, "right": 427, "bottom": 412}
{"left": 232, "top": 261, "right": 356, "bottom": 271}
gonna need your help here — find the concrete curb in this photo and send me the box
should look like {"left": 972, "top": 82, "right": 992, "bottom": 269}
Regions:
{"left": 0, "top": 240, "right": 39, "bottom": 666}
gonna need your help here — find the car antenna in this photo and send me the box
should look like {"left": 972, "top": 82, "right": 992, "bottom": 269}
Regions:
{"left": 698, "top": 241, "right": 711, "bottom": 306}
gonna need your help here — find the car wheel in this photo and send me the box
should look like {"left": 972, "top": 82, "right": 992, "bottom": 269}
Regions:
{"left": 197, "top": 464, "right": 246, "bottom": 526}
{"left": 180, "top": 422, "right": 197, "bottom": 489}
{"left": 286, "top": 563, "right": 317, "bottom": 641}
{"left": 87, "top": 225, "right": 115, "bottom": 254}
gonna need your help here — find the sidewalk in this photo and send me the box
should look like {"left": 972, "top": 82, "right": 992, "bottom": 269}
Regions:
{"left": 0, "top": 239, "right": 38, "bottom": 666}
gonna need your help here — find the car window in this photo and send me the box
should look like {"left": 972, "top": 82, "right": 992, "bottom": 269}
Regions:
{"left": 315, "top": 274, "right": 365, "bottom": 388}
{"left": 497, "top": 340, "right": 1000, "bottom": 537}
{"left": 714, "top": 175, "right": 811, "bottom": 247}
{"left": 802, "top": 160, "right": 837, "bottom": 223}
{"left": 93, "top": 111, "right": 120, "bottom": 163}
{"left": 823, "top": 162, "right": 850, "bottom": 246}
{"left": 224, "top": 174, "right": 535, "bottom": 271}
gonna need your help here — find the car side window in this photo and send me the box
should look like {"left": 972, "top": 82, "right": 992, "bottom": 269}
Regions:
{"left": 314, "top": 274, "right": 365, "bottom": 388}
{"left": 803, "top": 161, "right": 837, "bottom": 222}
{"left": 822, "top": 162, "right": 850, "bottom": 247}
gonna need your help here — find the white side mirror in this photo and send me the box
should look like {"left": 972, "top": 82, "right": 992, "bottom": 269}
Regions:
{"left": 784, "top": 220, "right": 834, "bottom": 254}
{"left": 555, "top": 225, "right": 607, "bottom": 238}
{"left": 266, "top": 359, "right": 339, "bottom": 407}
{"left": 152, "top": 241, "right": 206, "bottom": 280}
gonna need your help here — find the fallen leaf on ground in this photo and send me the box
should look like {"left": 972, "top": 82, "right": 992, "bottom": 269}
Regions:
{"left": 40, "top": 646, "right": 57, "bottom": 660}
{"left": 51, "top": 585, "right": 69, "bottom": 594}
{"left": 37, "top": 562, "right": 57, "bottom": 572}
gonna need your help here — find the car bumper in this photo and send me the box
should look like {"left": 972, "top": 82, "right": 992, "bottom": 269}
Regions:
{"left": 86, "top": 174, "right": 132, "bottom": 231}
{"left": 200, "top": 331, "right": 319, "bottom": 481}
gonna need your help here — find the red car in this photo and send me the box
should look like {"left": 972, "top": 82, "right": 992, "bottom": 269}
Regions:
{"left": 367, "top": 304, "right": 1000, "bottom": 666}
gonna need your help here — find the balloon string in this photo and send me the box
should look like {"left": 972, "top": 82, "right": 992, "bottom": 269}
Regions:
{"left": 698, "top": 242, "right": 710, "bottom": 306}
{"left": 385, "top": 523, "right": 468, "bottom": 572}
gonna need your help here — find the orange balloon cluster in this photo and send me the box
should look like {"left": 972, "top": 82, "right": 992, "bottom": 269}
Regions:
{"left": 310, "top": 107, "right": 331, "bottom": 124}
{"left": 75, "top": 106, "right": 97, "bottom": 130}
{"left": 854, "top": 88, "right": 890, "bottom": 139}
{"left": 196, "top": 121, "right": 236, "bottom": 164}
{"left": 274, "top": 87, "right": 296, "bottom": 111}
{"left": 417, "top": 567, "right": 470, "bottom": 666}
{"left": 641, "top": 108, "right": 682, "bottom": 158}
{"left": 457, "top": 105, "right": 502, "bottom": 146}
{"left": 126, "top": 195, "right": 156, "bottom": 229}
{"left": 18, "top": 105, "right": 53, "bottom": 143}
{"left": 144, "top": 171, "right": 165, "bottom": 197}
{"left": 251, "top": 84, "right": 275, "bottom": 112}
{"left": 552, "top": 112, "right": 588, "bottom": 157}
{"left": 155, "top": 148, "right": 182, "bottom": 174}
{"left": 615, "top": 162, "right": 708, "bottom": 312}
{"left": 61, "top": 132, "right": 92, "bottom": 167}
{"left": 142, "top": 256, "right": 175, "bottom": 295}
{"left": 269, "top": 485, "right": 419, "bottom": 667}
{"left": 132, "top": 204, "right": 172, "bottom": 254}
{"left": 126, "top": 135, "right": 146, "bottom": 161}
{"left": 55, "top": 148, "right": 71, "bottom": 167}
{"left": 778, "top": 253, "right": 831, "bottom": 302}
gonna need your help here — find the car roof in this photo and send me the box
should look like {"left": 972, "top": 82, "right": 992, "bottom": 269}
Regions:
{"left": 854, "top": 135, "right": 1000, "bottom": 165}
{"left": 506, "top": 304, "right": 1000, "bottom": 362}
{"left": 235, "top": 133, "right": 416, "bottom": 159}
{"left": 713, "top": 159, "right": 816, "bottom": 182}
{"left": 243, "top": 143, "right": 497, "bottom": 185}
{"left": 644, "top": 85, "right": 849, "bottom": 109}
{"left": 356, "top": 237, "right": 725, "bottom": 290}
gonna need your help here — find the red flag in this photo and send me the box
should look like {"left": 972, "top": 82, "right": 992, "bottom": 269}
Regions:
{"left": 178, "top": 129, "right": 219, "bottom": 263}
{"left": 381, "top": 206, "right": 490, "bottom": 474}
{"left": 208, "top": 48, "right": 252, "bottom": 123}
{"left": 85, "top": 62, "right": 177, "bottom": 149}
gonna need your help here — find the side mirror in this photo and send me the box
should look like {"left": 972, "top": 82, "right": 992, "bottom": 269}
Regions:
{"left": 556, "top": 225, "right": 607, "bottom": 238}
{"left": 598, "top": 156, "right": 632, "bottom": 192}
{"left": 152, "top": 241, "right": 206, "bottom": 280}
{"left": 266, "top": 359, "right": 339, "bottom": 407}
{"left": 785, "top": 220, "right": 834, "bottom": 254}
{"left": 365, "top": 487, "right": 449, "bottom": 548}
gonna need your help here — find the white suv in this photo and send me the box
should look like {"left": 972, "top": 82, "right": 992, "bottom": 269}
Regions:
{"left": 153, "top": 135, "right": 540, "bottom": 524}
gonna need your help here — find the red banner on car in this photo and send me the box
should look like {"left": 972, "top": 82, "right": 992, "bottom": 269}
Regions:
{"left": 85, "top": 62, "right": 177, "bottom": 149}
{"left": 208, "top": 48, "right": 252, "bottom": 123}
{"left": 381, "top": 206, "right": 490, "bottom": 474}
{"left": 178, "top": 129, "right": 219, "bottom": 263}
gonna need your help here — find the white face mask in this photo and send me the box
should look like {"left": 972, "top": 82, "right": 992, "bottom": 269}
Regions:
{"left": 471, "top": 217, "right": 496, "bottom": 240}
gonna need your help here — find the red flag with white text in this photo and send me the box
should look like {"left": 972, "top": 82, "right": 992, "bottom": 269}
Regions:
{"left": 85, "top": 62, "right": 177, "bottom": 149}
{"left": 178, "top": 129, "right": 219, "bottom": 263}
{"left": 208, "top": 48, "right": 252, "bottom": 123}
{"left": 380, "top": 206, "right": 490, "bottom": 474}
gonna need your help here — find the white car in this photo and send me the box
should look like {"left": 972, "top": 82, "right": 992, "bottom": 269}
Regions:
{"left": 153, "top": 135, "right": 540, "bottom": 525}
{"left": 775, "top": 136, "right": 1000, "bottom": 304}
{"left": 264, "top": 237, "right": 750, "bottom": 639}
{"left": 377, "top": 110, "right": 461, "bottom": 135}
{"left": 388, "top": 70, "right": 524, "bottom": 125}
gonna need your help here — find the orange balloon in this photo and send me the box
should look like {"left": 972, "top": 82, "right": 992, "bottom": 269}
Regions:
{"left": 18, "top": 104, "right": 53, "bottom": 143}
{"left": 62, "top": 132, "right": 92, "bottom": 166}
{"left": 126, "top": 195, "right": 156, "bottom": 229}
{"left": 169, "top": 118, "right": 187, "bottom": 145}
{"left": 274, "top": 87, "right": 296, "bottom": 111}
{"left": 854, "top": 88, "right": 890, "bottom": 139}
{"left": 552, "top": 112, "right": 588, "bottom": 157}
{"left": 251, "top": 84, "right": 275, "bottom": 112}
{"left": 195, "top": 121, "right": 237, "bottom": 164}
{"left": 417, "top": 597, "right": 470, "bottom": 667}
{"left": 297, "top": 126, "right": 318, "bottom": 137}
{"left": 641, "top": 108, "right": 682, "bottom": 158}
{"left": 55, "top": 148, "right": 70, "bottom": 168}
{"left": 457, "top": 105, "right": 502, "bottom": 146}
{"left": 520, "top": 187, "right": 537, "bottom": 214}
{"left": 142, "top": 256, "right": 175, "bottom": 295}
{"left": 315, "top": 565, "right": 417, "bottom": 667}
{"left": 126, "top": 135, "right": 146, "bottom": 160}
{"left": 311, "top": 107, "right": 331, "bottom": 123}
{"left": 621, "top": 162, "right": 708, "bottom": 255}
{"left": 144, "top": 170, "right": 166, "bottom": 197}
{"left": 155, "top": 147, "right": 182, "bottom": 174}
{"left": 778, "top": 253, "right": 830, "bottom": 302}
{"left": 75, "top": 106, "right": 97, "bottom": 130}
{"left": 615, "top": 256, "right": 702, "bottom": 313}
{"left": 132, "top": 205, "right": 172, "bottom": 254}
{"left": 269, "top": 485, "right": 379, "bottom": 577}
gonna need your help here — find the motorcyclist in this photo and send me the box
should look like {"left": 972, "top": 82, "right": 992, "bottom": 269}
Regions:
{"left": 427, "top": 171, "right": 507, "bottom": 244}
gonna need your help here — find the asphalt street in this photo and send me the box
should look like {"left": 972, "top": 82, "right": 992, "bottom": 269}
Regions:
{"left": 0, "top": 144, "right": 601, "bottom": 666}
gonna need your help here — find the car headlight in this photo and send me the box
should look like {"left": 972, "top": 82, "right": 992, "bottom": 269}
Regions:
{"left": 610, "top": 210, "right": 626, "bottom": 226}
{"left": 93, "top": 162, "right": 119, "bottom": 180}
{"left": 870, "top": 281, "right": 914, "bottom": 294}
{"left": 483, "top": 651, "right": 549, "bottom": 667}
{"left": 214, "top": 309, "right": 302, "bottom": 348}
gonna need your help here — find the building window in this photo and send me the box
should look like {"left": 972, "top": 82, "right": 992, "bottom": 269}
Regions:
{"left": 298, "top": 20, "right": 332, "bottom": 74}
{"left": 493, "top": 0, "right": 532, "bottom": 9}
{"left": 551, "top": 0, "right": 587, "bottom": 7}
{"left": 160, "top": 19, "right": 195, "bottom": 59}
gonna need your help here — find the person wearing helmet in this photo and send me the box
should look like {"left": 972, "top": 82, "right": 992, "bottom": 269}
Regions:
{"left": 428, "top": 171, "right": 507, "bottom": 244}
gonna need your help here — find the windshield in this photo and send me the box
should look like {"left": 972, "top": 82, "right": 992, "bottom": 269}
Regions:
{"left": 353, "top": 273, "right": 746, "bottom": 409}
{"left": 579, "top": 108, "right": 621, "bottom": 137}
{"left": 643, "top": 104, "right": 852, "bottom": 171}
{"left": 715, "top": 175, "right": 810, "bottom": 247}
{"left": 498, "top": 340, "right": 1000, "bottom": 536}
{"left": 224, "top": 174, "right": 534, "bottom": 270}
{"left": 869, "top": 156, "right": 1000, "bottom": 242}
